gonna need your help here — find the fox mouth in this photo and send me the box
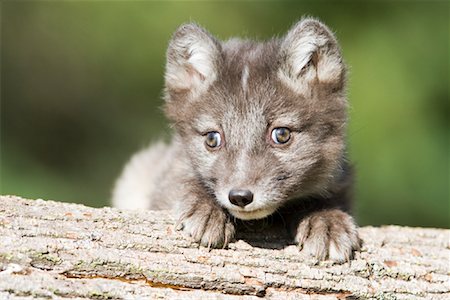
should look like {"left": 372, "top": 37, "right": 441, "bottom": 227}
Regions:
{"left": 227, "top": 206, "right": 277, "bottom": 220}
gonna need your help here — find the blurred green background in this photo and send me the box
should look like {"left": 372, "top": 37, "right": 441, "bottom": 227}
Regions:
{"left": 1, "top": 1, "right": 448, "bottom": 228}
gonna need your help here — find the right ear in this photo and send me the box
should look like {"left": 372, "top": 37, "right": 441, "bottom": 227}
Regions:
{"left": 278, "top": 18, "right": 346, "bottom": 96}
{"left": 165, "top": 23, "right": 221, "bottom": 97}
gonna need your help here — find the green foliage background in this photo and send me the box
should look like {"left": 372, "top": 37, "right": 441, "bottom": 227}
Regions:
{"left": 1, "top": 1, "right": 448, "bottom": 228}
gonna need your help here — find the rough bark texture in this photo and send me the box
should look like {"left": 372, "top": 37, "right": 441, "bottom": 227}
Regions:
{"left": 0, "top": 195, "right": 449, "bottom": 299}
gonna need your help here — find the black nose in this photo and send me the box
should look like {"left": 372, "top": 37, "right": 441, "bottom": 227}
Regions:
{"left": 228, "top": 189, "right": 253, "bottom": 207}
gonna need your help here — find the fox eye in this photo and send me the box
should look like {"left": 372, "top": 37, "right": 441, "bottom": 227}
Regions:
{"left": 205, "top": 131, "right": 222, "bottom": 148}
{"left": 271, "top": 127, "right": 291, "bottom": 145}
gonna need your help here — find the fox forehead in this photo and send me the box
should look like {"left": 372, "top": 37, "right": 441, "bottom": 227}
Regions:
{"left": 217, "top": 39, "right": 280, "bottom": 94}
{"left": 193, "top": 105, "right": 302, "bottom": 135}
{"left": 190, "top": 52, "right": 308, "bottom": 151}
{"left": 181, "top": 37, "right": 345, "bottom": 146}
{"left": 192, "top": 75, "right": 305, "bottom": 139}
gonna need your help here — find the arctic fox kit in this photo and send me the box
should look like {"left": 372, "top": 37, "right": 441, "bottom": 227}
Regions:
{"left": 113, "top": 18, "right": 360, "bottom": 262}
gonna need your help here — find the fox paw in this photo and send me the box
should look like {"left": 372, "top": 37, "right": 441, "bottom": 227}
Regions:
{"left": 295, "top": 209, "right": 360, "bottom": 262}
{"left": 177, "top": 203, "right": 235, "bottom": 248}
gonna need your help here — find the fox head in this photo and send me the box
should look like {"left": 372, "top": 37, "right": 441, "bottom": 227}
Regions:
{"left": 164, "top": 18, "right": 348, "bottom": 220}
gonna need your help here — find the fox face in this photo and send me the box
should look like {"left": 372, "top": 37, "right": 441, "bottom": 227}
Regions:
{"left": 164, "top": 19, "right": 348, "bottom": 220}
{"left": 113, "top": 18, "right": 360, "bottom": 260}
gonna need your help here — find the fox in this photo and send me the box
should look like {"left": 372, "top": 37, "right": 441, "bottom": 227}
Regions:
{"left": 112, "top": 18, "right": 360, "bottom": 262}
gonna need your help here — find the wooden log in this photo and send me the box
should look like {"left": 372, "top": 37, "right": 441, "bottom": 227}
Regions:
{"left": 0, "top": 195, "right": 448, "bottom": 299}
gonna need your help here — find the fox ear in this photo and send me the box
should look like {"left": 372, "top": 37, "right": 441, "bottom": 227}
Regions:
{"left": 278, "top": 18, "right": 345, "bottom": 95}
{"left": 165, "top": 23, "right": 221, "bottom": 96}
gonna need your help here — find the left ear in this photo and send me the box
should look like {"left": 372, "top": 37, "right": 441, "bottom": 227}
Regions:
{"left": 165, "top": 23, "right": 221, "bottom": 97}
{"left": 278, "top": 18, "right": 346, "bottom": 95}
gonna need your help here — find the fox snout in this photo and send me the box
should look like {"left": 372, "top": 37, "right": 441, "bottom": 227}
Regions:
{"left": 228, "top": 189, "right": 253, "bottom": 207}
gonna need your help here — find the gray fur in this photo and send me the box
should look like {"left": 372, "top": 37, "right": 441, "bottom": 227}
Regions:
{"left": 113, "top": 18, "right": 360, "bottom": 261}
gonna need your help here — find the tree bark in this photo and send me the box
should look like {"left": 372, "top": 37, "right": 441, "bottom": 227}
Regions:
{"left": 0, "top": 195, "right": 448, "bottom": 299}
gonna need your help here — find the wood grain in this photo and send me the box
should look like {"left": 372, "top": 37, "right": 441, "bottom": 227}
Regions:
{"left": 0, "top": 195, "right": 449, "bottom": 299}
